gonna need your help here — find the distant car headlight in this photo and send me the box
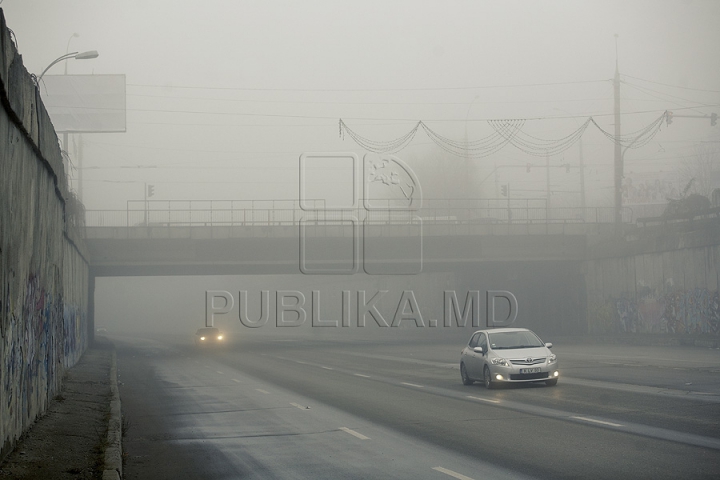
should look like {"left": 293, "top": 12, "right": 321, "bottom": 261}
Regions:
{"left": 200, "top": 336, "right": 206, "bottom": 341}
{"left": 217, "top": 335, "right": 223, "bottom": 340}
{"left": 547, "top": 354, "right": 557, "bottom": 364}
{"left": 491, "top": 357, "right": 509, "bottom": 367}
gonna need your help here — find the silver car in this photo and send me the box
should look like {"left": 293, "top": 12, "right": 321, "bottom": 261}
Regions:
{"left": 460, "top": 328, "right": 558, "bottom": 388}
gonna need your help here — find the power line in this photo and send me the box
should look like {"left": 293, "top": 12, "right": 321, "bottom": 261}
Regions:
{"left": 50, "top": 101, "right": 718, "bottom": 123}
{"left": 127, "top": 92, "right": 617, "bottom": 107}
{"left": 622, "top": 81, "right": 715, "bottom": 113}
{"left": 622, "top": 74, "right": 720, "bottom": 94}
{"left": 127, "top": 79, "right": 609, "bottom": 93}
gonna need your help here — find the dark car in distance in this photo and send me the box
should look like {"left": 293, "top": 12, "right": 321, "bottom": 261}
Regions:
{"left": 194, "top": 327, "right": 225, "bottom": 347}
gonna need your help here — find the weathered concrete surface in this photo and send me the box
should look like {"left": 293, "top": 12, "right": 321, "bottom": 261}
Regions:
{"left": 585, "top": 221, "right": 720, "bottom": 336}
{"left": 84, "top": 225, "right": 588, "bottom": 276}
{"left": 0, "top": 342, "right": 112, "bottom": 479}
{"left": 0, "top": 9, "right": 90, "bottom": 460}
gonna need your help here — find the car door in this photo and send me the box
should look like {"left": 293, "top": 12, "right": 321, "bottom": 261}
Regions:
{"left": 464, "top": 332, "right": 486, "bottom": 378}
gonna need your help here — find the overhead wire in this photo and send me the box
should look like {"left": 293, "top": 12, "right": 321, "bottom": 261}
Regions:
{"left": 126, "top": 78, "right": 609, "bottom": 93}
{"left": 621, "top": 74, "right": 720, "bottom": 94}
{"left": 621, "top": 81, "right": 715, "bottom": 114}
{"left": 340, "top": 112, "right": 669, "bottom": 158}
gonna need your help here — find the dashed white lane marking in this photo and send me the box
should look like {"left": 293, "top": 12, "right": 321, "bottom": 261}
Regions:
{"left": 572, "top": 416, "right": 623, "bottom": 427}
{"left": 339, "top": 427, "right": 370, "bottom": 440}
{"left": 321, "top": 366, "right": 333, "bottom": 370}
{"left": 354, "top": 373, "right": 371, "bottom": 378}
{"left": 400, "top": 382, "right": 424, "bottom": 388}
{"left": 433, "top": 466, "right": 476, "bottom": 480}
{"left": 256, "top": 388, "right": 270, "bottom": 394}
{"left": 290, "top": 402, "right": 308, "bottom": 410}
{"left": 231, "top": 379, "right": 242, "bottom": 383}
{"left": 466, "top": 395, "right": 500, "bottom": 404}
{"left": 216, "top": 371, "right": 224, "bottom": 374}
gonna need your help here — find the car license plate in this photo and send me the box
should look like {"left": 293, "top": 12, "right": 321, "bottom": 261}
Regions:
{"left": 520, "top": 367, "right": 541, "bottom": 374}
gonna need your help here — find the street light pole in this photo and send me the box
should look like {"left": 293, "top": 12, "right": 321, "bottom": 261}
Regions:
{"left": 64, "top": 33, "right": 79, "bottom": 75}
{"left": 38, "top": 48, "right": 98, "bottom": 202}
{"left": 613, "top": 34, "right": 623, "bottom": 226}
{"left": 62, "top": 34, "right": 78, "bottom": 189}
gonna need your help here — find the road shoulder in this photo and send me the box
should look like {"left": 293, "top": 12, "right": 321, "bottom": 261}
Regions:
{"left": 0, "top": 339, "right": 114, "bottom": 480}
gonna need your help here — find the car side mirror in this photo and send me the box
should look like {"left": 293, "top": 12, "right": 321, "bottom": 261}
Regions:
{"left": 545, "top": 342, "right": 553, "bottom": 349}
{"left": 473, "top": 346, "right": 484, "bottom": 354}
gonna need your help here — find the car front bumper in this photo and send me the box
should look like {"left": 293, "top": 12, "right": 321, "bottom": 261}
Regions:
{"left": 488, "top": 363, "right": 559, "bottom": 382}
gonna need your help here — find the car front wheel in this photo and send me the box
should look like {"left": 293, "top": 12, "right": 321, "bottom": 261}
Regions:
{"left": 460, "top": 363, "right": 473, "bottom": 385}
{"left": 483, "top": 366, "right": 495, "bottom": 389}
{"left": 545, "top": 378, "right": 558, "bottom": 386}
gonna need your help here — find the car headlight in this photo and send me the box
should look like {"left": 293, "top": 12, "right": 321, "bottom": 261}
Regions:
{"left": 547, "top": 354, "right": 557, "bottom": 364}
{"left": 217, "top": 335, "right": 223, "bottom": 340}
{"left": 200, "top": 336, "right": 205, "bottom": 340}
{"left": 491, "top": 357, "right": 509, "bottom": 367}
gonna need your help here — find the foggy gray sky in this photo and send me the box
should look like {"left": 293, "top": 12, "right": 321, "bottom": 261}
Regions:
{"left": 4, "top": 0, "right": 719, "bottom": 211}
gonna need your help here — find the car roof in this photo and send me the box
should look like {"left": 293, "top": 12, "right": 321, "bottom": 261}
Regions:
{"left": 472, "top": 328, "right": 532, "bottom": 334}
{"left": 195, "top": 327, "right": 220, "bottom": 333}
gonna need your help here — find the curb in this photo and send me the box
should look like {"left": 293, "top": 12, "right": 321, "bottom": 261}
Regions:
{"left": 547, "top": 334, "right": 720, "bottom": 348}
{"left": 103, "top": 350, "right": 122, "bottom": 480}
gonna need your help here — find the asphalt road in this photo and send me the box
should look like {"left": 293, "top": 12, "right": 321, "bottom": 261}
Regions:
{"left": 115, "top": 333, "right": 720, "bottom": 479}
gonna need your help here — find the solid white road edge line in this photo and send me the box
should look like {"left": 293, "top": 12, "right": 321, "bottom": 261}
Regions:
{"left": 432, "top": 466, "right": 476, "bottom": 480}
{"left": 571, "top": 416, "right": 623, "bottom": 427}
{"left": 466, "top": 395, "right": 500, "bottom": 404}
{"left": 339, "top": 427, "right": 370, "bottom": 440}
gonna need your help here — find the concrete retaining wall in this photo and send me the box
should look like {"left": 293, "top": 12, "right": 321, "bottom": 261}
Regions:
{"left": 585, "top": 225, "right": 719, "bottom": 335}
{"left": 0, "top": 9, "right": 90, "bottom": 459}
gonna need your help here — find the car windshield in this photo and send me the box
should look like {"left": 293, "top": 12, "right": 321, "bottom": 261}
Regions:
{"left": 488, "top": 331, "right": 544, "bottom": 350}
{"left": 196, "top": 328, "right": 219, "bottom": 335}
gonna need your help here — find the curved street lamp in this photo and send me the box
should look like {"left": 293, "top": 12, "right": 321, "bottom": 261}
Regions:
{"left": 38, "top": 50, "right": 99, "bottom": 80}
{"left": 65, "top": 33, "right": 80, "bottom": 74}
{"left": 37, "top": 48, "right": 99, "bottom": 203}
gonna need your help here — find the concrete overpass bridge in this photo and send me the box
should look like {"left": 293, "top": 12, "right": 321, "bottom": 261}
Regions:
{"left": 82, "top": 199, "right": 625, "bottom": 277}
{"left": 80, "top": 199, "right": 720, "bottom": 337}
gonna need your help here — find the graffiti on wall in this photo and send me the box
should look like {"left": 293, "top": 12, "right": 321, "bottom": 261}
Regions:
{"left": 590, "top": 288, "right": 720, "bottom": 335}
{"left": 1, "top": 274, "right": 86, "bottom": 448}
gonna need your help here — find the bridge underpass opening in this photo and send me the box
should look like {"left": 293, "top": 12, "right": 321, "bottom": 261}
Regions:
{"left": 93, "top": 259, "right": 587, "bottom": 345}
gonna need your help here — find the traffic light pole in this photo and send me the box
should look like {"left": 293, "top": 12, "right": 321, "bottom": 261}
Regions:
{"left": 144, "top": 182, "right": 147, "bottom": 226}
{"left": 507, "top": 183, "right": 511, "bottom": 222}
{"left": 546, "top": 151, "right": 551, "bottom": 221}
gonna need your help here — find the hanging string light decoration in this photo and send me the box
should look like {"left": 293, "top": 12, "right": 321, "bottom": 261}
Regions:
{"left": 338, "top": 112, "right": 668, "bottom": 158}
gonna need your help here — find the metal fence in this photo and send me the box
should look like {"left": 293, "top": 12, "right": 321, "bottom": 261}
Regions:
{"left": 84, "top": 198, "right": 633, "bottom": 227}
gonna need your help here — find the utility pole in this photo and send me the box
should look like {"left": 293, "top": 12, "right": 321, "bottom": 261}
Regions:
{"left": 613, "top": 34, "right": 623, "bottom": 225}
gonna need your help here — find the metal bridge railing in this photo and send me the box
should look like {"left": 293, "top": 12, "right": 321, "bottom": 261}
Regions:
{"left": 84, "top": 201, "right": 632, "bottom": 228}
